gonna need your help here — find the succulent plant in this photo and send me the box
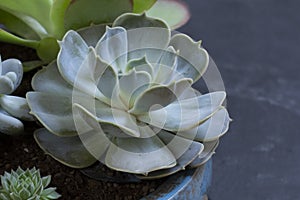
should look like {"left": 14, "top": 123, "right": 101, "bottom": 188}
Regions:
{"left": 27, "top": 13, "right": 230, "bottom": 179}
{"left": 0, "top": 57, "right": 34, "bottom": 135}
{"left": 0, "top": 0, "right": 189, "bottom": 66}
{"left": 0, "top": 167, "right": 61, "bottom": 200}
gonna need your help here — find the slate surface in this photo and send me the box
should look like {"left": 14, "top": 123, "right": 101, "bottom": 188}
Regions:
{"left": 178, "top": 0, "right": 300, "bottom": 199}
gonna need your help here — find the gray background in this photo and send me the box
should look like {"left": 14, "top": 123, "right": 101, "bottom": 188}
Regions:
{"left": 178, "top": 0, "right": 300, "bottom": 199}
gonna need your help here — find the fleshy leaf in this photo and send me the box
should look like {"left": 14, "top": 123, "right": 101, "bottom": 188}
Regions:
{"left": 179, "top": 107, "right": 231, "bottom": 142}
{"left": 0, "top": 110, "right": 24, "bottom": 135}
{"left": 130, "top": 78, "right": 192, "bottom": 115}
{"left": 73, "top": 103, "right": 140, "bottom": 138}
{"left": 1, "top": 58, "right": 23, "bottom": 89}
{"left": 0, "top": 76, "right": 14, "bottom": 94}
{"left": 27, "top": 92, "right": 77, "bottom": 136}
{"left": 169, "top": 34, "right": 209, "bottom": 82}
{"left": 133, "top": 0, "right": 157, "bottom": 13}
{"left": 34, "top": 128, "right": 97, "bottom": 168}
{"left": 77, "top": 24, "right": 106, "bottom": 47}
{"left": 58, "top": 30, "right": 89, "bottom": 85}
{"left": 105, "top": 135, "right": 176, "bottom": 174}
{"left": 189, "top": 140, "right": 219, "bottom": 168}
{"left": 95, "top": 26, "right": 128, "bottom": 73}
{"left": 146, "top": 0, "right": 190, "bottom": 29}
{"left": 137, "top": 131, "right": 204, "bottom": 179}
{"left": 0, "top": 95, "right": 34, "bottom": 121}
{"left": 32, "top": 61, "right": 73, "bottom": 96}
{"left": 119, "top": 69, "right": 151, "bottom": 108}
{"left": 126, "top": 57, "right": 154, "bottom": 77}
{"left": 138, "top": 91, "right": 226, "bottom": 131}
{"left": 65, "top": 0, "right": 133, "bottom": 30}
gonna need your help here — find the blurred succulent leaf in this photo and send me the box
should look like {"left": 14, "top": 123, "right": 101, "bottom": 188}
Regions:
{"left": 133, "top": 0, "right": 157, "bottom": 13}
{"left": 65, "top": 0, "right": 133, "bottom": 30}
{"left": 146, "top": 0, "right": 190, "bottom": 29}
{"left": 0, "top": 0, "right": 55, "bottom": 34}
{"left": 0, "top": 9, "right": 39, "bottom": 40}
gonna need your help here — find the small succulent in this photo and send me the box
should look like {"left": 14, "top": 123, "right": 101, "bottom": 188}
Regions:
{"left": 27, "top": 13, "right": 230, "bottom": 179}
{"left": 0, "top": 167, "right": 61, "bottom": 200}
{"left": 0, "top": 0, "right": 189, "bottom": 65}
{"left": 0, "top": 57, "right": 34, "bottom": 135}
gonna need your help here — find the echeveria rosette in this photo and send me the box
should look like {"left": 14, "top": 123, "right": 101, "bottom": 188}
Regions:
{"left": 0, "top": 57, "right": 34, "bottom": 135}
{"left": 27, "top": 13, "right": 231, "bottom": 179}
{"left": 0, "top": 167, "right": 61, "bottom": 200}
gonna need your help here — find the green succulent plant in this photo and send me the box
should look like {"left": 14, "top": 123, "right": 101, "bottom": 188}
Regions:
{"left": 0, "top": 0, "right": 189, "bottom": 66}
{"left": 27, "top": 13, "right": 230, "bottom": 179}
{"left": 0, "top": 57, "right": 34, "bottom": 135}
{"left": 0, "top": 167, "right": 61, "bottom": 200}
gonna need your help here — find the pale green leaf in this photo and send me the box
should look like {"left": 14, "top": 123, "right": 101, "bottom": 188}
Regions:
{"left": 179, "top": 107, "right": 231, "bottom": 142}
{"left": 169, "top": 34, "right": 209, "bottom": 82}
{"left": 57, "top": 30, "right": 89, "bottom": 85}
{"left": 34, "top": 128, "right": 97, "bottom": 168}
{"left": 138, "top": 91, "right": 226, "bottom": 131}
{"left": 105, "top": 134, "right": 176, "bottom": 174}
{"left": 95, "top": 26, "right": 128, "bottom": 73}
{"left": 26, "top": 92, "right": 77, "bottom": 136}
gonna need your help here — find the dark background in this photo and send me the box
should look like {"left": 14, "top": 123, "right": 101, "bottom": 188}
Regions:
{"left": 179, "top": 0, "right": 300, "bottom": 199}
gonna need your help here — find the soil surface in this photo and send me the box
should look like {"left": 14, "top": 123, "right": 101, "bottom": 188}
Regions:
{"left": 0, "top": 42, "right": 164, "bottom": 200}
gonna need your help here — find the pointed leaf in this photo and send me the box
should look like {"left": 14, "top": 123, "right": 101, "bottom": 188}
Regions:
{"left": 57, "top": 30, "right": 89, "bottom": 85}
{"left": 179, "top": 107, "right": 231, "bottom": 141}
{"left": 170, "top": 34, "right": 209, "bottom": 82}
{"left": 95, "top": 26, "right": 128, "bottom": 73}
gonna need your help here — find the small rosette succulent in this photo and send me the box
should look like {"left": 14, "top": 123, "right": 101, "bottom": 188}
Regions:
{"left": 0, "top": 167, "right": 61, "bottom": 200}
{"left": 27, "top": 13, "right": 230, "bottom": 179}
{"left": 0, "top": 57, "right": 34, "bottom": 135}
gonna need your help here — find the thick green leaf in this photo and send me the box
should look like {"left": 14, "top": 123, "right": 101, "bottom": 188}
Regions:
{"left": 34, "top": 128, "right": 98, "bottom": 168}
{"left": 36, "top": 37, "right": 60, "bottom": 63}
{"left": 146, "top": 0, "right": 190, "bottom": 29}
{"left": 133, "top": 0, "right": 157, "bottom": 13}
{"left": 65, "top": 0, "right": 133, "bottom": 30}
{"left": 0, "top": 29, "right": 39, "bottom": 49}
{"left": 0, "top": 0, "right": 54, "bottom": 34}
{"left": 0, "top": 9, "right": 39, "bottom": 40}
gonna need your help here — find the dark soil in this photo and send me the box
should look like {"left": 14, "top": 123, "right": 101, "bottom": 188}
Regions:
{"left": 0, "top": 42, "right": 164, "bottom": 199}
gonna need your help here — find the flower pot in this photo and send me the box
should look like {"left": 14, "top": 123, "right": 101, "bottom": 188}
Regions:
{"left": 142, "top": 159, "right": 212, "bottom": 200}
